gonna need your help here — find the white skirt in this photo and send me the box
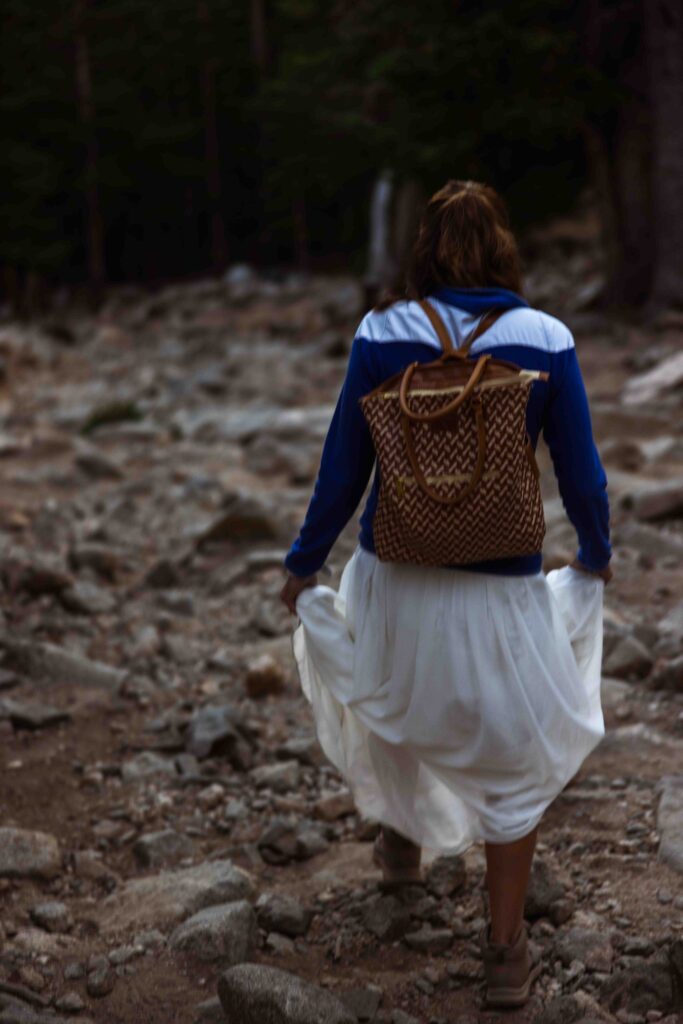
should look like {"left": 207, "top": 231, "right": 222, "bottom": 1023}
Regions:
{"left": 293, "top": 545, "right": 605, "bottom": 862}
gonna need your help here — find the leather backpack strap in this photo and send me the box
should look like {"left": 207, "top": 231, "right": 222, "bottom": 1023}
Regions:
{"left": 418, "top": 299, "right": 455, "bottom": 354}
{"left": 460, "top": 308, "right": 504, "bottom": 354}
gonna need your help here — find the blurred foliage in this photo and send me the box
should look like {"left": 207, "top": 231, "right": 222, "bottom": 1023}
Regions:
{"left": 0, "top": 0, "right": 619, "bottom": 287}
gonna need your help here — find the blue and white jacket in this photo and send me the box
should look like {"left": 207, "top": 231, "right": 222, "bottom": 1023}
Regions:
{"left": 284, "top": 286, "right": 611, "bottom": 579}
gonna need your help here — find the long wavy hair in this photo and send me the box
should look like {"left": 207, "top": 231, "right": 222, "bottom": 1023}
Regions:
{"left": 376, "top": 179, "right": 523, "bottom": 311}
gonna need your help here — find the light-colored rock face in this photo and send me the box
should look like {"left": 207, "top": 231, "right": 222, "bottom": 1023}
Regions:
{"left": 100, "top": 860, "right": 257, "bottom": 934}
{"left": 0, "top": 828, "right": 61, "bottom": 879}
{"left": 169, "top": 900, "right": 258, "bottom": 962}
{"left": 218, "top": 963, "right": 357, "bottom": 1024}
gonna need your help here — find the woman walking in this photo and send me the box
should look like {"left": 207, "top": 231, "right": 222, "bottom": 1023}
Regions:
{"left": 279, "top": 180, "right": 611, "bottom": 1008}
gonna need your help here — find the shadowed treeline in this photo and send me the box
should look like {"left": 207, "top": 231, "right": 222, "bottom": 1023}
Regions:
{"left": 0, "top": 0, "right": 681, "bottom": 313}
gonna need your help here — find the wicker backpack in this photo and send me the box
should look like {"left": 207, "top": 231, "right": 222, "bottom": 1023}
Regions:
{"left": 359, "top": 300, "right": 549, "bottom": 566}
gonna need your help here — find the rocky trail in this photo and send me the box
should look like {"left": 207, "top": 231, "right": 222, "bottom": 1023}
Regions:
{"left": 0, "top": 250, "right": 682, "bottom": 1024}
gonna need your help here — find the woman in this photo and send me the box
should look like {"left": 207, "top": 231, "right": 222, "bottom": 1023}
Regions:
{"left": 279, "top": 180, "right": 611, "bottom": 1008}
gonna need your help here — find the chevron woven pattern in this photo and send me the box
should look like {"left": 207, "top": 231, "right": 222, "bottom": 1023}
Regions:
{"left": 360, "top": 374, "right": 545, "bottom": 566}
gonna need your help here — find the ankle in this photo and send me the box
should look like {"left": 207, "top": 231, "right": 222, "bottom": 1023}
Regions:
{"left": 488, "top": 922, "right": 523, "bottom": 946}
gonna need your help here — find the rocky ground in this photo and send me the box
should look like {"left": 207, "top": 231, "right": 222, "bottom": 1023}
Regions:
{"left": 0, "top": 241, "right": 682, "bottom": 1024}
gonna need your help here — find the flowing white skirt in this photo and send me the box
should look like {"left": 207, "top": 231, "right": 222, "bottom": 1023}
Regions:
{"left": 293, "top": 545, "right": 605, "bottom": 862}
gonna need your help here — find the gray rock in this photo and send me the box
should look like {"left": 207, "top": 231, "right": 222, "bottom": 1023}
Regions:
{"left": 622, "top": 479, "right": 683, "bottom": 522}
{"left": 403, "top": 924, "right": 453, "bottom": 953}
{"left": 258, "top": 817, "right": 329, "bottom": 864}
{"left": 184, "top": 703, "right": 254, "bottom": 768}
{"left": 553, "top": 928, "right": 614, "bottom": 972}
{"left": 425, "top": 854, "right": 466, "bottom": 897}
{"left": 169, "top": 900, "right": 257, "bottom": 963}
{"left": 603, "top": 635, "right": 654, "bottom": 680}
{"left": 60, "top": 581, "right": 116, "bottom": 615}
{"left": 68, "top": 543, "right": 121, "bottom": 581}
{"left": 157, "top": 590, "right": 196, "bottom": 617}
{"left": 657, "top": 775, "right": 683, "bottom": 874}
{"left": 193, "top": 997, "right": 226, "bottom": 1023}
{"left": 530, "top": 996, "right": 584, "bottom": 1024}
{"left": 54, "top": 992, "right": 85, "bottom": 1012}
{"left": 1, "top": 640, "right": 124, "bottom": 691}
{"left": 362, "top": 894, "right": 412, "bottom": 941}
{"left": 524, "top": 859, "right": 566, "bottom": 919}
{"left": 250, "top": 760, "right": 300, "bottom": 793}
{"left": 197, "top": 492, "right": 280, "bottom": 547}
{"left": 86, "top": 966, "right": 116, "bottom": 997}
{"left": 101, "top": 858, "right": 256, "bottom": 933}
{"left": 75, "top": 449, "right": 123, "bottom": 480}
{"left": 338, "top": 985, "right": 383, "bottom": 1022}
{"left": 276, "top": 736, "right": 325, "bottom": 767}
{"left": 600, "top": 950, "right": 675, "bottom": 1015}
{"left": 29, "top": 901, "right": 72, "bottom": 933}
{"left": 121, "top": 751, "right": 176, "bottom": 782}
{"left": 255, "top": 893, "right": 312, "bottom": 937}
{"left": 218, "top": 963, "right": 356, "bottom": 1024}
{"left": 650, "top": 655, "right": 683, "bottom": 691}
{"left": 133, "top": 829, "right": 193, "bottom": 868}
{"left": 0, "top": 699, "right": 70, "bottom": 731}
{"left": 313, "top": 789, "right": 355, "bottom": 821}
{"left": 0, "top": 829, "right": 60, "bottom": 879}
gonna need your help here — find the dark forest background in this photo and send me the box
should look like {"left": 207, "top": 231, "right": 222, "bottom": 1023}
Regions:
{"left": 1, "top": 0, "right": 681, "bottom": 314}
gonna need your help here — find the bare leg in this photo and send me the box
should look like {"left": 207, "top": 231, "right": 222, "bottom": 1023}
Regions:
{"left": 484, "top": 826, "right": 538, "bottom": 945}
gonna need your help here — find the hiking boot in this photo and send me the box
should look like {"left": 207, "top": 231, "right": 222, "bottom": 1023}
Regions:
{"left": 479, "top": 922, "right": 542, "bottom": 1007}
{"left": 371, "top": 825, "right": 422, "bottom": 889}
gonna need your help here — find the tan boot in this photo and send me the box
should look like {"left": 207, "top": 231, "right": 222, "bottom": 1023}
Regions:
{"left": 371, "top": 825, "right": 422, "bottom": 889}
{"left": 479, "top": 922, "right": 542, "bottom": 1007}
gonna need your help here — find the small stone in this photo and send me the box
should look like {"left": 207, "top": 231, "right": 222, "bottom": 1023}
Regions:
{"left": 603, "top": 636, "right": 654, "bottom": 680}
{"left": 314, "top": 789, "right": 355, "bottom": 821}
{"left": 55, "top": 992, "right": 85, "bottom": 1012}
{"left": 64, "top": 962, "right": 85, "bottom": 980}
{"left": 0, "top": 828, "right": 61, "bottom": 879}
{"left": 87, "top": 965, "right": 116, "bottom": 997}
{"left": 169, "top": 900, "right": 258, "bottom": 963}
{"left": 554, "top": 928, "right": 614, "bottom": 972}
{"left": 255, "top": 893, "right": 312, "bottom": 937}
{"left": 197, "top": 784, "right": 225, "bottom": 811}
{"left": 184, "top": 703, "right": 254, "bottom": 768}
{"left": 60, "top": 581, "right": 116, "bottom": 615}
{"left": 245, "top": 653, "right": 286, "bottom": 698}
{"left": 0, "top": 699, "right": 70, "bottom": 731}
{"left": 264, "top": 932, "right": 295, "bottom": 955}
{"left": 363, "top": 894, "right": 412, "bottom": 941}
{"left": 339, "top": 984, "right": 383, "bottom": 1021}
{"left": 121, "top": 751, "right": 177, "bottom": 782}
{"left": 133, "top": 829, "right": 193, "bottom": 868}
{"left": 657, "top": 888, "right": 673, "bottom": 904}
{"left": 425, "top": 854, "right": 467, "bottom": 898}
{"left": 524, "top": 858, "right": 566, "bottom": 918}
{"left": 193, "top": 996, "right": 225, "bottom": 1024}
{"left": 30, "top": 901, "right": 72, "bottom": 933}
{"left": 250, "top": 760, "right": 300, "bottom": 793}
{"left": 404, "top": 924, "right": 453, "bottom": 953}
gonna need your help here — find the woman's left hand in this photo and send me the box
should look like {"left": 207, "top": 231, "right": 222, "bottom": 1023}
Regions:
{"left": 570, "top": 557, "right": 613, "bottom": 585}
{"left": 280, "top": 571, "right": 318, "bottom": 614}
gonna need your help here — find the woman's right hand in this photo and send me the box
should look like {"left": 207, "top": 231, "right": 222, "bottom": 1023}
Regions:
{"left": 280, "top": 571, "right": 318, "bottom": 614}
{"left": 570, "top": 557, "right": 613, "bottom": 585}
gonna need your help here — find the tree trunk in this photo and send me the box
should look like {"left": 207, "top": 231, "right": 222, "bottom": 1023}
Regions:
{"left": 250, "top": 0, "right": 268, "bottom": 74}
{"left": 644, "top": 0, "right": 683, "bottom": 309}
{"left": 198, "top": 0, "right": 228, "bottom": 272}
{"left": 73, "top": 0, "right": 105, "bottom": 301}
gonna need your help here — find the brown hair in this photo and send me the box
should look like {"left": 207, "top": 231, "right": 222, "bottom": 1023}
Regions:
{"left": 376, "top": 179, "right": 523, "bottom": 310}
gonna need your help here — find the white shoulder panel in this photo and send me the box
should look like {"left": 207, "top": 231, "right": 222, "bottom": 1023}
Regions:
{"left": 355, "top": 299, "right": 575, "bottom": 354}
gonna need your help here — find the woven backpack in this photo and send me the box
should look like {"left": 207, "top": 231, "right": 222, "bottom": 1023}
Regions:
{"left": 359, "top": 300, "right": 549, "bottom": 566}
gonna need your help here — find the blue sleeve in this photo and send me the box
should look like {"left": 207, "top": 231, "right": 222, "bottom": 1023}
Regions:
{"left": 284, "top": 336, "right": 377, "bottom": 578}
{"left": 542, "top": 346, "right": 611, "bottom": 570}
